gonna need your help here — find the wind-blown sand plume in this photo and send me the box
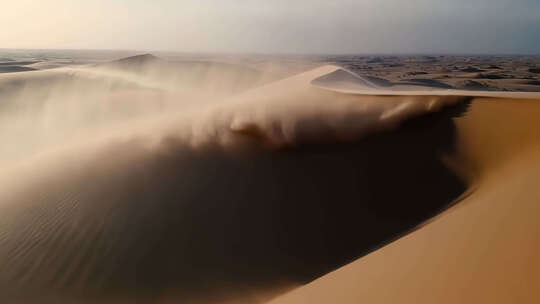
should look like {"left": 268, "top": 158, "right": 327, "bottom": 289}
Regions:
{"left": 0, "top": 67, "right": 172, "bottom": 163}
{"left": 0, "top": 55, "right": 274, "bottom": 164}
{"left": 0, "top": 61, "right": 466, "bottom": 163}
{"left": 93, "top": 54, "right": 268, "bottom": 95}
{"left": 215, "top": 65, "right": 467, "bottom": 148}
{"left": 269, "top": 97, "right": 540, "bottom": 304}
{"left": 0, "top": 58, "right": 474, "bottom": 303}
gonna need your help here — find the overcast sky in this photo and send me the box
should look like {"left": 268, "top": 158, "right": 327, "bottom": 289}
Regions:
{"left": 2, "top": 0, "right": 539, "bottom": 54}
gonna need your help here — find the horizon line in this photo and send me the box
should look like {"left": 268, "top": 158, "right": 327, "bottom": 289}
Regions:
{"left": 0, "top": 48, "right": 539, "bottom": 57}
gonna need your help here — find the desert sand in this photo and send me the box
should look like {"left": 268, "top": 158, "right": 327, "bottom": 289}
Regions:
{"left": 270, "top": 97, "right": 540, "bottom": 304}
{"left": 0, "top": 54, "right": 539, "bottom": 303}
{"left": 326, "top": 55, "right": 540, "bottom": 93}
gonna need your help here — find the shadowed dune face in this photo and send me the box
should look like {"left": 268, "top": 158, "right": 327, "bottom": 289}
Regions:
{"left": 0, "top": 103, "right": 468, "bottom": 303}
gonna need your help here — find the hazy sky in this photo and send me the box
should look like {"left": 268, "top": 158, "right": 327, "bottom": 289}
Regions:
{"left": 2, "top": 0, "right": 539, "bottom": 54}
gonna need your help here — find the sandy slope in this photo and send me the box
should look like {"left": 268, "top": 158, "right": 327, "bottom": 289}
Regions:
{"left": 1, "top": 56, "right": 540, "bottom": 303}
{"left": 269, "top": 98, "right": 540, "bottom": 304}
{"left": 0, "top": 60, "right": 470, "bottom": 303}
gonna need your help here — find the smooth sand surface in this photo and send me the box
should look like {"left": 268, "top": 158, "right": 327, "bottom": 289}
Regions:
{"left": 269, "top": 97, "right": 540, "bottom": 304}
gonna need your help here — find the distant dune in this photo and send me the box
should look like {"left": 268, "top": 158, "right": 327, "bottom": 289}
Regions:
{"left": 311, "top": 67, "right": 540, "bottom": 97}
{"left": 94, "top": 53, "right": 269, "bottom": 94}
{"left": 311, "top": 68, "right": 453, "bottom": 91}
{"left": 0, "top": 61, "right": 40, "bottom": 66}
{"left": 331, "top": 55, "right": 540, "bottom": 93}
{"left": 461, "top": 66, "right": 485, "bottom": 73}
{"left": 0, "top": 60, "right": 41, "bottom": 73}
{"left": 0, "top": 65, "right": 36, "bottom": 73}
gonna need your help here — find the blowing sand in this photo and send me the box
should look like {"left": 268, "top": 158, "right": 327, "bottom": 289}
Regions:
{"left": 0, "top": 55, "right": 539, "bottom": 303}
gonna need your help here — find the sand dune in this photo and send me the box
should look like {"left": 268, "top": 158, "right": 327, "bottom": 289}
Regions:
{"left": 312, "top": 68, "right": 454, "bottom": 91}
{"left": 329, "top": 55, "right": 540, "bottom": 93}
{"left": 0, "top": 65, "right": 37, "bottom": 73}
{"left": 312, "top": 67, "right": 540, "bottom": 99}
{"left": 269, "top": 98, "right": 540, "bottom": 304}
{"left": 94, "top": 54, "right": 268, "bottom": 94}
{"left": 0, "top": 56, "right": 539, "bottom": 303}
{"left": 0, "top": 61, "right": 40, "bottom": 66}
{"left": 0, "top": 58, "right": 469, "bottom": 303}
